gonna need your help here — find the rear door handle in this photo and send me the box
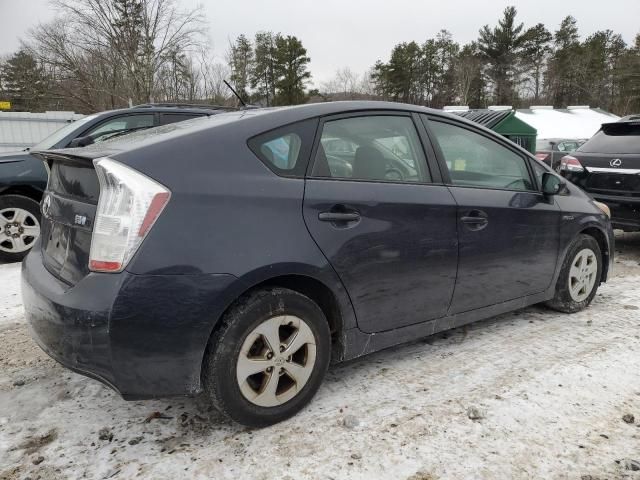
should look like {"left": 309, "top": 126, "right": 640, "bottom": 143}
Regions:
{"left": 318, "top": 212, "right": 361, "bottom": 222}
{"left": 460, "top": 216, "right": 488, "bottom": 224}
{"left": 460, "top": 210, "right": 489, "bottom": 231}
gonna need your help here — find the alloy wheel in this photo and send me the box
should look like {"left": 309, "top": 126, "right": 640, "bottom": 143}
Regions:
{"left": 568, "top": 248, "right": 597, "bottom": 302}
{"left": 0, "top": 208, "right": 40, "bottom": 254}
{"left": 236, "top": 315, "right": 317, "bottom": 407}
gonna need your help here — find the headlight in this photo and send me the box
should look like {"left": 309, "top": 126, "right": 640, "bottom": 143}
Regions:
{"left": 593, "top": 201, "right": 611, "bottom": 218}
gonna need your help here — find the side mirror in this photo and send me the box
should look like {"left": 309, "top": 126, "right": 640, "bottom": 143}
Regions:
{"left": 68, "top": 135, "right": 94, "bottom": 148}
{"left": 542, "top": 171, "right": 566, "bottom": 195}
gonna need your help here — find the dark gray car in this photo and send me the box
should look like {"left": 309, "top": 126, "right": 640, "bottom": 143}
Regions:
{"left": 22, "top": 101, "right": 614, "bottom": 427}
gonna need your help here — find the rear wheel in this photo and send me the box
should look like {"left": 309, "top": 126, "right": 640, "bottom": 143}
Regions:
{"left": 202, "top": 287, "right": 331, "bottom": 427}
{"left": 0, "top": 195, "right": 41, "bottom": 263}
{"left": 546, "top": 234, "right": 602, "bottom": 313}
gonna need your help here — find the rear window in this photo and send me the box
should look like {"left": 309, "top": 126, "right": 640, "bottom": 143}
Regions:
{"left": 578, "top": 122, "right": 640, "bottom": 154}
{"left": 248, "top": 118, "right": 318, "bottom": 177}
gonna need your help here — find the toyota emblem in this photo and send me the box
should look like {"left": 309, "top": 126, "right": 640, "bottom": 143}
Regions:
{"left": 610, "top": 158, "right": 623, "bottom": 167}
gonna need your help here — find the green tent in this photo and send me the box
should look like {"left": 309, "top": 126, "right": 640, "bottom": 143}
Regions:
{"left": 452, "top": 109, "right": 537, "bottom": 154}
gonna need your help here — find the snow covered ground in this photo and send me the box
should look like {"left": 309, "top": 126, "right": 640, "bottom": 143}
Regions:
{"left": 1, "top": 233, "right": 639, "bottom": 480}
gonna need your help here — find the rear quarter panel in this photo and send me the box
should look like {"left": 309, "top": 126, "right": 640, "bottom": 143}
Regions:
{"left": 113, "top": 120, "right": 358, "bottom": 332}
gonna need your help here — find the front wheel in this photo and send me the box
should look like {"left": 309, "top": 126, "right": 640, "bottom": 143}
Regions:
{"left": 202, "top": 287, "right": 331, "bottom": 428}
{"left": 546, "top": 234, "right": 602, "bottom": 313}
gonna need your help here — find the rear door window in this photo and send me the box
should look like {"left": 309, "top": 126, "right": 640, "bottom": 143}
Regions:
{"left": 427, "top": 119, "right": 534, "bottom": 191}
{"left": 311, "top": 115, "right": 430, "bottom": 183}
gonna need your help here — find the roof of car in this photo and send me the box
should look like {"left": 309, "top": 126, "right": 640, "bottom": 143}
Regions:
{"left": 90, "top": 104, "right": 234, "bottom": 117}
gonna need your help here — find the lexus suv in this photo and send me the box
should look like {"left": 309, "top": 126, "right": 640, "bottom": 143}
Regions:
{"left": 559, "top": 117, "right": 640, "bottom": 231}
{"left": 0, "top": 104, "right": 229, "bottom": 262}
{"left": 22, "top": 102, "right": 613, "bottom": 427}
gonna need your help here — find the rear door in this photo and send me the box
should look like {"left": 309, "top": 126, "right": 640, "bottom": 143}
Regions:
{"left": 423, "top": 115, "right": 561, "bottom": 314}
{"left": 302, "top": 112, "right": 458, "bottom": 334}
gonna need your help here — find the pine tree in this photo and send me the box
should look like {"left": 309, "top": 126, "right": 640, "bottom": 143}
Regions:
{"left": 547, "top": 15, "right": 582, "bottom": 107}
{"left": 521, "top": 23, "right": 552, "bottom": 101}
{"left": 478, "top": 6, "right": 526, "bottom": 105}
{"left": 228, "top": 34, "right": 254, "bottom": 103}
{"left": 273, "top": 36, "right": 311, "bottom": 105}
{"left": 251, "top": 31, "right": 280, "bottom": 106}
{"left": 0, "top": 49, "right": 49, "bottom": 111}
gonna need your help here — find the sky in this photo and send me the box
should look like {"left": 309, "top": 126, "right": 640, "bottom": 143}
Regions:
{"left": 1, "top": 0, "right": 639, "bottom": 87}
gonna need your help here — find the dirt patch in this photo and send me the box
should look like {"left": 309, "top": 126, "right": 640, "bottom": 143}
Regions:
{"left": 15, "top": 429, "right": 58, "bottom": 454}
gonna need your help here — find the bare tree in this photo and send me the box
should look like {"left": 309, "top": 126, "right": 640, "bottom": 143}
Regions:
{"left": 321, "top": 67, "right": 373, "bottom": 99}
{"left": 27, "top": 0, "right": 207, "bottom": 110}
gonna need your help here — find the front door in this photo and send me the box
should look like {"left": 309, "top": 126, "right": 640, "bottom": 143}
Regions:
{"left": 303, "top": 113, "right": 458, "bottom": 333}
{"left": 424, "top": 117, "right": 561, "bottom": 314}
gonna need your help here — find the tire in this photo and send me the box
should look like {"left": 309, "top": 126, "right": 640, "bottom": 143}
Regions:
{"left": 0, "top": 194, "right": 42, "bottom": 263}
{"left": 202, "top": 287, "right": 331, "bottom": 428}
{"left": 545, "top": 234, "right": 602, "bottom": 313}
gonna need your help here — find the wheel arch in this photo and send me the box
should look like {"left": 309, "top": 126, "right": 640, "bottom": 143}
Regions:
{"left": 0, "top": 185, "right": 44, "bottom": 203}
{"left": 204, "top": 265, "right": 355, "bottom": 374}
{"left": 578, "top": 225, "right": 610, "bottom": 283}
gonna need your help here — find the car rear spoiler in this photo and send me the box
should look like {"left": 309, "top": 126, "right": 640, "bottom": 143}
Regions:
{"left": 601, "top": 121, "right": 640, "bottom": 135}
{"left": 30, "top": 149, "right": 114, "bottom": 166}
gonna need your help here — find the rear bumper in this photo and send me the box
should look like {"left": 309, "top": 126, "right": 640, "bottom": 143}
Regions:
{"left": 22, "top": 244, "right": 238, "bottom": 399}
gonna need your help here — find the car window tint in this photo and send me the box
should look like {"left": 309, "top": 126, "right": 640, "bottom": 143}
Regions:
{"left": 578, "top": 124, "right": 640, "bottom": 154}
{"left": 259, "top": 133, "right": 302, "bottom": 170}
{"left": 311, "top": 116, "right": 429, "bottom": 183}
{"left": 87, "top": 115, "right": 155, "bottom": 138}
{"left": 247, "top": 118, "right": 317, "bottom": 178}
{"left": 429, "top": 120, "right": 534, "bottom": 191}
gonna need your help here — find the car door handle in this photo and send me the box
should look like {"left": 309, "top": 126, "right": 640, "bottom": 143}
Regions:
{"left": 318, "top": 212, "right": 361, "bottom": 222}
{"left": 460, "top": 216, "right": 488, "bottom": 224}
{"left": 460, "top": 210, "right": 489, "bottom": 231}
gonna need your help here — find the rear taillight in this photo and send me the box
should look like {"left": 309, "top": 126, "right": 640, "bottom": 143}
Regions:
{"left": 535, "top": 153, "right": 549, "bottom": 162}
{"left": 89, "top": 157, "right": 170, "bottom": 273}
{"left": 559, "top": 155, "right": 584, "bottom": 172}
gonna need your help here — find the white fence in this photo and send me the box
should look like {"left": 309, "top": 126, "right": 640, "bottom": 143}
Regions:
{"left": 0, "top": 111, "right": 85, "bottom": 153}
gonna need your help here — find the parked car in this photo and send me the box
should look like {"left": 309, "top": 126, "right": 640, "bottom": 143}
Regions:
{"left": 535, "top": 138, "right": 585, "bottom": 171}
{"left": 0, "top": 104, "right": 230, "bottom": 262}
{"left": 22, "top": 101, "right": 613, "bottom": 427}
{"left": 559, "top": 116, "right": 640, "bottom": 231}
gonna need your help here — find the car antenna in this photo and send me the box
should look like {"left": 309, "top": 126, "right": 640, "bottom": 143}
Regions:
{"left": 224, "top": 80, "right": 247, "bottom": 108}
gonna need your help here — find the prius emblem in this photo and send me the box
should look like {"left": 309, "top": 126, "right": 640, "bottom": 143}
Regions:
{"left": 74, "top": 214, "right": 87, "bottom": 226}
{"left": 610, "top": 158, "right": 623, "bottom": 167}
